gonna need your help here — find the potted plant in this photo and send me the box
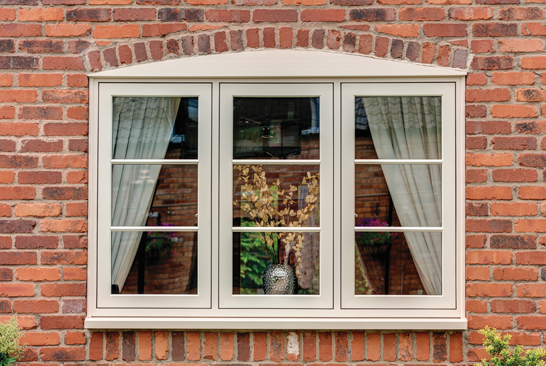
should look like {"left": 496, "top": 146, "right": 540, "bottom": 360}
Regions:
{"left": 0, "top": 315, "right": 26, "bottom": 366}
{"left": 145, "top": 223, "right": 182, "bottom": 264}
{"left": 233, "top": 164, "right": 320, "bottom": 294}
{"left": 355, "top": 218, "right": 398, "bottom": 256}
{"left": 475, "top": 326, "right": 546, "bottom": 366}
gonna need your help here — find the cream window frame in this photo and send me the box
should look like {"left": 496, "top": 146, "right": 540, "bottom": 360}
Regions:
{"left": 86, "top": 50, "right": 467, "bottom": 330}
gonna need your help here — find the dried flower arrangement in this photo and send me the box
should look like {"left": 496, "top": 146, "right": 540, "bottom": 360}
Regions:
{"left": 233, "top": 165, "right": 320, "bottom": 280}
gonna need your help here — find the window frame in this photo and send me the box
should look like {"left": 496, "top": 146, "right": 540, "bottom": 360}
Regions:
{"left": 86, "top": 50, "right": 467, "bottom": 330}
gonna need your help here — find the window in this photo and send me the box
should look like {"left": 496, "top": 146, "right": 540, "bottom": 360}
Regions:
{"left": 86, "top": 50, "right": 466, "bottom": 329}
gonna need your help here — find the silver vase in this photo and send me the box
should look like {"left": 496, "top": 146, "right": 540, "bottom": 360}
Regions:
{"left": 263, "top": 264, "right": 296, "bottom": 294}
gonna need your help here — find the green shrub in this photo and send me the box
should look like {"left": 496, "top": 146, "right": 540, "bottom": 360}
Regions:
{"left": 476, "top": 326, "right": 546, "bottom": 366}
{"left": 0, "top": 315, "right": 26, "bottom": 366}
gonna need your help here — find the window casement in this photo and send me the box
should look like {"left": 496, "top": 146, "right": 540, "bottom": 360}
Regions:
{"left": 86, "top": 50, "right": 467, "bottom": 330}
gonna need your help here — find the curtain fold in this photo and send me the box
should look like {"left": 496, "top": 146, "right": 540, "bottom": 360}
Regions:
{"left": 111, "top": 97, "right": 179, "bottom": 290}
{"left": 361, "top": 96, "right": 442, "bottom": 295}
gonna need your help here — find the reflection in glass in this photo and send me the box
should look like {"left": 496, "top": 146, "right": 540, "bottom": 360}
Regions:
{"left": 233, "top": 165, "right": 320, "bottom": 227}
{"left": 112, "top": 97, "right": 198, "bottom": 160}
{"left": 355, "top": 164, "right": 441, "bottom": 227}
{"left": 355, "top": 96, "right": 441, "bottom": 160}
{"left": 354, "top": 232, "right": 441, "bottom": 295}
{"left": 233, "top": 97, "right": 320, "bottom": 159}
{"left": 112, "top": 165, "right": 198, "bottom": 227}
{"left": 233, "top": 232, "right": 320, "bottom": 295}
{"left": 114, "top": 231, "right": 198, "bottom": 294}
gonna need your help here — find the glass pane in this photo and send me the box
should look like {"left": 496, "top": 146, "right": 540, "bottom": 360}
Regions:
{"left": 233, "top": 165, "right": 320, "bottom": 227}
{"left": 112, "top": 97, "right": 198, "bottom": 160}
{"left": 355, "top": 164, "right": 441, "bottom": 227}
{"left": 233, "top": 232, "right": 320, "bottom": 295}
{"left": 112, "top": 231, "right": 197, "bottom": 294}
{"left": 233, "top": 97, "right": 320, "bottom": 159}
{"left": 112, "top": 165, "right": 197, "bottom": 227}
{"left": 355, "top": 231, "right": 441, "bottom": 295}
{"left": 355, "top": 96, "right": 442, "bottom": 160}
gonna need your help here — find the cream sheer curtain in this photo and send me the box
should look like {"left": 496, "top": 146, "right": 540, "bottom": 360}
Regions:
{"left": 361, "top": 96, "right": 442, "bottom": 295}
{"left": 111, "top": 97, "right": 179, "bottom": 290}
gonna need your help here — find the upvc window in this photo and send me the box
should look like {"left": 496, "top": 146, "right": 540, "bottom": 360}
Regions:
{"left": 86, "top": 51, "right": 466, "bottom": 329}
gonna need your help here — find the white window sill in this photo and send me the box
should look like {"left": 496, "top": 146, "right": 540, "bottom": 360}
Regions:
{"left": 85, "top": 317, "right": 467, "bottom": 330}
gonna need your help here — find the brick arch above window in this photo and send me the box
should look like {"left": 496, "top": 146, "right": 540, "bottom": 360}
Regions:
{"left": 83, "top": 30, "right": 470, "bottom": 73}
{"left": 88, "top": 48, "right": 468, "bottom": 78}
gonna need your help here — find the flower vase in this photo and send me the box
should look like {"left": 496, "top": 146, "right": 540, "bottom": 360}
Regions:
{"left": 263, "top": 264, "right": 296, "bottom": 294}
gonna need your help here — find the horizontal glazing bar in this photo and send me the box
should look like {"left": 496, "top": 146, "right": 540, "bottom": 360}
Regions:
{"left": 354, "top": 159, "right": 442, "bottom": 165}
{"left": 233, "top": 159, "right": 321, "bottom": 165}
{"left": 355, "top": 227, "right": 442, "bottom": 232}
{"left": 232, "top": 227, "right": 321, "bottom": 233}
{"left": 111, "top": 159, "right": 198, "bottom": 165}
{"left": 111, "top": 226, "right": 199, "bottom": 232}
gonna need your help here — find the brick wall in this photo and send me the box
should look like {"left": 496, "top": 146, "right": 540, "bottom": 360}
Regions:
{"left": 1, "top": 0, "right": 545, "bottom": 362}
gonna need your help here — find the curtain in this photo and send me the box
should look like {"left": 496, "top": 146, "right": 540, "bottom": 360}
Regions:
{"left": 111, "top": 97, "right": 179, "bottom": 290}
{"left": 361, "top": 96, "right": 442, "bottom": 295}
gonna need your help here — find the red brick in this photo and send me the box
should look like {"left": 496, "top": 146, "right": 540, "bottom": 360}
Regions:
{"left": 43, "top": 156, "right": 87, "bottom": 169}
{"left": 466, "top": 250, "right": 512, "bottom": 265}
{"left": 238, "top": 332, "right": 250, "bottom": 361}
{"left": 15, "top": 236, "right": 58, "bottom": 249}
{"left": 467, "top": 136, "right": 487, "bottom": 149}
{"left": 66, "top": 331, "right": 86, "bottom": 345}
{"left": 327, "top": 30, "right": 340, "bottom": 50}
{"left": 349, "top": 8, "right": 395, "bottom": 21}
{"left": 494, "top": 267, "right": 537, "bottom": 281}
{"left": 466, "top": 169, "right": 487, "bottom": 183}
{"left": 472, "top": 56, "right": 513, "bottom": 70}
{"left": 491, "top": 299, "right": 536, "bottom": 313}
{"left": 367, "top": 333, "right": 380, "bottom": 361}
{"left": 41, "top": 219, "right": 87, "bottom": 233}
{"left": 522, "top": 56, "right": 546, "bottom": 69}
{"left": 351, "top": 331, "right": 364, "bottom": 361}
{"left": 43, "top": 56, "right": 85, "bottom": 70}
{"left": 517, "top": 316, "right": 546, "bottom": 330}
{"left": 42, "top": 283, "right": 86, "bottom": 297}
{"left": 20, "top": 332, "right": 59, "bottom": 346}
{"left": 303, "top": 331, "right": 316, "bottom": 361}
{"left": 280, "top": 27, "right": 293, "bottom": 49}
{"left": 471, "top": 39, "right": 494, "bottom": 53}
{"left": 500, "top": 7, "right": 544, "bottom": 20}
{"left": 376, "top": 24, "right": 420, "bottom": 37}
{"left": 301, "top": 9, "right": 345, "bottom": 22}
{"left": 493, "top": 105, "right": 538, "bottom": 118}
{"left": 114, "top": 8, "right": 156, "bottom": 21}
{"left": 466, "top": 88, "right": 511, "bottom": 102}
{"left": 334, "top": 332, "right": 347, "bottom": 362}
{"left": 467, "top": 299, "right": 488, "bottom": 313}
{"left": 523, "top": 22, "right": 546, "bottom": 36}
{"left": 187, "top": 332, "right": 200, "bottom": 361}
{"left": 19, "top": 8, "right": 63, "bottom": 21}
{"left": 466, "top": 186, "right": 512, "bottom": 200}
{"left": 16, "top": 267, "right": 61, "bottom": 281}
{"left": 516, "top": 251, "right": 546, "bottom": 264}
{"left": 466, "top": 266, "right": 490, "bottom": 280}
{"left": 516, "top": 88, "right": 546, "bottom": 102}
{"left": 105, "top": 332, "right": 120, "bottom": 360}
{"left": 0, "top": 283, "right": 34, "bottom": 297}
{"left": 423, "top": 23, "right": 467, "bottom": 37}
{"left": 14, "top": 203, "right": 62, "bottom": 218}
{"left": 516, "top": 219, "right": 546, "bottom": 233}
{"left": 219, "top": 332, "right": 234, "bottom": 361}
{"left": 400, "top": 7, "right": 444, "bottom": 20}
{"left": 41, "top": 251, "right": 86, "bottom": 265}
{"left": 451, "top": 7, "right": 492, "bottom": 20}
{"left": 94, "top": 25, "right": 139, "bottom": 38}
{"left": 253, "top": 9, "right": 297, "bottom": 22}
{"left": 202, "top": 333, "right": 217, "bottom": 360}
{"left": 19, "top": 74, "right": 62, "bottom": 87}
{"left": 467, "top": 153, "right": 513, "bottom": 167}
{"left": 13, "top": 300, "right": 57, "bottom": 314}
{"left": 499, "top": 39, "right": 544, "bottom": 53}
{"left": 519, "top": 154, "right": 546, "bottom": 167}
{"left": 467, "top": 121, "right": 511, "bottom": 134}
{"left": 493, "top": 169, "right": 537, "bottom": 182}
{"left": 41, "top": 347, "right": 86, "bottom": 361}
{"left": 468, "top": 315, "right": 513, "bottom": 329}
{"left": 375, "top": 37, "right": 389, "bottom": 56}
{"left": 0, "top": 106, "right": 14, "bottom": 119}
{"left": 383, "top": 333, "right": 396, "bottom": 361}
{"left": 61, "top": 299, "right": 86, "bottom": 313}
{"left": 43, "top": 90, "right": 88, "bottom": 104}
{"left": 415, "top": 332, "right": 430, "bottom": 361}
{"left": 63, "top": 267, "right": 86, "bottom": 281}
{"left": 89, "top": 332, "right": 104, "bottom": 361}
{"left": 318, "top": 332, "right": 332, "bottom": 361}
{"left": 466, "top": 283, "right": 512, "bottom": 297}
{"left": 519, "top": 187, "right": 546, "bottom": 200}
{"left": 143, "top": 23, "right": 186, "bottom": 37}
{"left": 44, "top": 123, "right": 88, "bottom": 136}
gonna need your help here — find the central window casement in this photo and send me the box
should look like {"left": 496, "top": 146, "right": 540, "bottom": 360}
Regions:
{"left": 86, "top": 51, "right": 467, "bottom": 329}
